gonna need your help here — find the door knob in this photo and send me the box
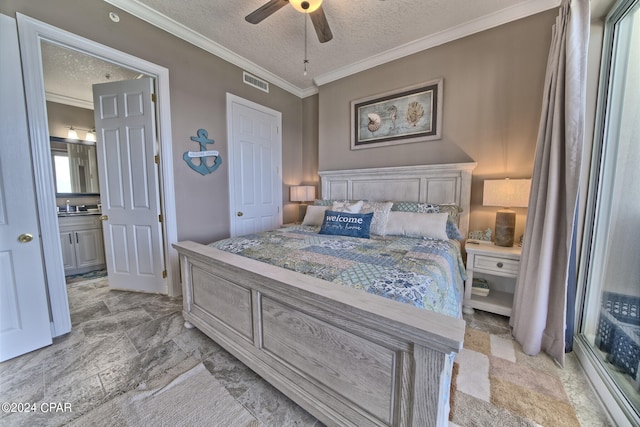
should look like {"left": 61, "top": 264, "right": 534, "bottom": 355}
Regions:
{"left": 18, "top": 233, "right": 33, "bottom": 243}
{"left": 237, "top": 211, "right": 243, "bottom": 217}
{"left": 99, "top": 215, "right": 109, "bottom": 221}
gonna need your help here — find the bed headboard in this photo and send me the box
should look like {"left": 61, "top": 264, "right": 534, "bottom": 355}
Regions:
{"left": 318, "top": 163, "right": 477, "bottom": 239}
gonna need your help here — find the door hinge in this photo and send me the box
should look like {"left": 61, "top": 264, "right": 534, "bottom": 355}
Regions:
{"left": 154, "top": 155, "right": 159, "bottom": 164}
{"left": 151, "top": 93, "right": 156, "bottom": 103}
{"left": 162, "top": 270, "right": 167, "bottom": 278}
{"left": 158, "top": 214, "right": 163, "bottom": 223}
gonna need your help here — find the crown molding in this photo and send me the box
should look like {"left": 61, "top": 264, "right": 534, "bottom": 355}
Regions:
{"left": 104, "top": 0, "right": 560, "bottom": 95}
{"left": 103, "top": 0, "right": 306, "bottom": 98}
{"left": 314, "top": 0, "right": 561, "bottom": 86}
{"left": 300, "top": 86, "right": 319, "bottom": 98}
{"left": 46, "top": 91, "right": 94, "bottom": 110}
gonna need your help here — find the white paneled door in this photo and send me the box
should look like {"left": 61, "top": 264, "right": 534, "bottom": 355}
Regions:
{"left": 0, "top": 14, "right": 52, "bottom": 362}
{"left": 227, "top": 94, "right": 282, "bottom": 236}
{"left": 93, "top": 78, "right": 165, "bottom": 293}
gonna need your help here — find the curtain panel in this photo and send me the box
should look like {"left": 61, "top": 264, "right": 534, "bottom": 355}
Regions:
{"left": 510, "top": 0, "right": 590, "bottom": 365}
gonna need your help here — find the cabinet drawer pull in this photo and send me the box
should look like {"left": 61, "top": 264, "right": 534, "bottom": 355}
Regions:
{"left": 496, "top": 262, "right": 504, "bottom": 268}
{"left": 69, "top": 234, "right": 72, "bottom": 244}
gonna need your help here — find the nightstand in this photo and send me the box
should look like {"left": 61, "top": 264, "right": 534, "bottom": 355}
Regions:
{"left": 463, "top": 243, "right": 522, "bottom": 317}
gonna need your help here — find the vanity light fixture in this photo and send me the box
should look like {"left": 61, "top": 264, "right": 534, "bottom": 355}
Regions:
{"left": 67, "top": 126, "right": 97, "bottom": 142}
{"left": 85, "top": 129, "right": 96, "bottom": 142}
{"left": 67, "top": 126, "right": 78, "bottom": 140}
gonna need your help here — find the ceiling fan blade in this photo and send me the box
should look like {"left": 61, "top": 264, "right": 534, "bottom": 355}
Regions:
{"left": 310, "top": 5, "right": 333, "bottom": 43}
{"left": 245, "top": 0, "right": 289, "bottom": 24}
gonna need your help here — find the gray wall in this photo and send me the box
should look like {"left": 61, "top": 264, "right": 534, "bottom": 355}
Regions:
{"left": 317, "top": 11, "right": 556, "bottom": 236}
{"left": 1, "top": 0, "right": 305, "bottom": 243}
{"left": 2, "top": 0, "right": 558, "bottom": 241}
{"left": 47, "top": 102, "right": 94, "bottom": 140}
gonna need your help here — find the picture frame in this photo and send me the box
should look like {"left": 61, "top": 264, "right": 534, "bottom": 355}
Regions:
{"left": 350, "top": 78, "right": 443, "bottom": 150}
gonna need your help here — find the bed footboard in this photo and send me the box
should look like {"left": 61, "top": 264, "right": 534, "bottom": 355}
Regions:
{"left": 174, "top": 241, "right": 465, "bottom": 427}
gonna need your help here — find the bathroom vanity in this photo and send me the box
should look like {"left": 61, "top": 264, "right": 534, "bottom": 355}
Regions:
{"left": 58, "top": 213, "right": 105, "bottom": 276}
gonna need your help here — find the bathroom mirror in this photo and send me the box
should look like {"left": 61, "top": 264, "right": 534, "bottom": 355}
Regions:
{"left": 50, "top": 136, "right": 100, "bottom": 196}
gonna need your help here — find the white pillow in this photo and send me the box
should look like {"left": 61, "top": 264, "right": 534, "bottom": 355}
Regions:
{"left": 385, "top": 211, "right": 449, "bottom": 240}
{"left": 331, "top": 200, "right": 363, "bottom": 213}
{"left": 361, "top": 201, "right": 393, "bottom": 236}
{"left": 301, "top": 205, "right": 328, "bottom": 226}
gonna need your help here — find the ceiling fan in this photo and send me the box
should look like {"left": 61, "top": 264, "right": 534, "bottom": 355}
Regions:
{"left": 245, "top": 0, "right": 333, "bottom": 43}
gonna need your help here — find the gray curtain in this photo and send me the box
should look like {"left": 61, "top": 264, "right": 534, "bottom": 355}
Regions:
{"left": 510, "top": 0, "right": 589, "bottom": 365}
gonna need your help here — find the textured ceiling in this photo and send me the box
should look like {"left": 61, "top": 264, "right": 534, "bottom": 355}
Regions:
{"left": 108, "top": 0, "right": 560, "bottom": 94}
{"left": 42, "top": 41, "right": 142, "bottom": 109}
{"left": 44, "top": 0, "right": 562, "bottom": 105}
{"left": 132, "top": 0, "right": 516, "bottom": 87}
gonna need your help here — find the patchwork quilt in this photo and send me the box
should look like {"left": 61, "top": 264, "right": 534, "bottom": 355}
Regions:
{"left": 210, "top": 225, "right": 466, "bottom": 318}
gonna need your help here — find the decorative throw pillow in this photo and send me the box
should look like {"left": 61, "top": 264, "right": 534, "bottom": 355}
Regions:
{"left": 391, "top": 201, "right": 421, "bottom": 212}
{"left": 360, "top": 201, "right": 393, "bottom": 236}
{"left": 385, "top": 211, "right": 449, "bottom": 240}
{"left": 437, "top": 204, "right": 462, "bottom": 223}
{"left": 391, "top": 201, "right": 462, "bottom": 222}
{"left": 331, "top": 200, "right": 363, "bottom": 213}
{"left": 416, "top": 203, "right": 440, "bottom": 214}
{"left": 319, "top": 210, "right": 374, "bottom": 239}
{"left": 445, "top": 219, "right": 464, "bottom": 240}
{"left": 314, "top": 199, "right": 333, "bottom": 206}
{"left": 301, "top": 205, "right": 328, "bottom": 226}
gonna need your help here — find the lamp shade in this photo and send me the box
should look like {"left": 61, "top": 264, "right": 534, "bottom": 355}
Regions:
{"left": 67, "top": 126, "right": 78, "bottom": 140}
{"left": 85, "top": 129, "right": 96, "bottom": 142}
{"left": 483, "top": 179, "right": 531, "bottom": 208}
{"left": 290, "top": 185, "right": 316, "bottom": 202}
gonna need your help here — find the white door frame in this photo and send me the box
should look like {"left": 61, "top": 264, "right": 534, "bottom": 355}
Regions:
{"left": 16, "top": 13, "right": 179, "bottom": 337}
{"left": 226, "top": 93, "right": 283, "bottom": 237}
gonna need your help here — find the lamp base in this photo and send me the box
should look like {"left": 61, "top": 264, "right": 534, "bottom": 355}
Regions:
{"left": 297, "top": 203, "right": 309, "bottom": 224}
{"left": 494, "top": 209, "right": 515, "bottom": 247}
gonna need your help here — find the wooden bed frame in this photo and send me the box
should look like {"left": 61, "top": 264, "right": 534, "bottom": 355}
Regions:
{"left": 173, "top": 163, "right": 476, "bottom": 427}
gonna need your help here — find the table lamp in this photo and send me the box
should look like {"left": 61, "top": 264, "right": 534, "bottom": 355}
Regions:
{"left": 290, "top": 185, "right": 316, "bottom": 222}
{"left": 483, "top": 178, "right": 531, "bottom": 247}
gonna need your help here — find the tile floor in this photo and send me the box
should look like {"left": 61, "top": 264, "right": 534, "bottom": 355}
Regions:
{"left": 0, "top": 275, "right": 610, "bottom": 426}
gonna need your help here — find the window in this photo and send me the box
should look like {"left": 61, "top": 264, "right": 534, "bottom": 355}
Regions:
{"left": 53, "top": 153, "right": 72, "bottom": 193}
{"left": 576, "top": 1, "right": 640, "bottom": 424}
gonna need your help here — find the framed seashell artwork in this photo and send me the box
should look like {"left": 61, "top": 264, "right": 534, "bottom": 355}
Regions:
{"left": 350, "top": 78, "right": 443, "bottom": 150}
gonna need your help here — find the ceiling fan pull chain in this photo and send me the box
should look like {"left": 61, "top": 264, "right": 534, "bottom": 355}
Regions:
{"left": 303, "top": 15, "right": 309, "bottom": 76}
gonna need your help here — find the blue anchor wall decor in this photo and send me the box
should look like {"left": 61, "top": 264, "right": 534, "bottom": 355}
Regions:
{"left": 183, "top": 128, "right": 223, "bottom": 175}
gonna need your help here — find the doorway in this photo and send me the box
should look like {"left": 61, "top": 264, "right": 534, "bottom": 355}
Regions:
{"left": 42, "top": 41, "right": 140, "bottom": 283}
{"left": 16, "top": 13, "right": 179, "bottom": 338}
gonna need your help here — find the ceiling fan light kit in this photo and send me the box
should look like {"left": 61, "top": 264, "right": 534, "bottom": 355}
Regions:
{"left": 246, "top": 0, "right": 333, "bottom": 44}
{"left": 290, "top": 0, "right": 322, "bottom": 13}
